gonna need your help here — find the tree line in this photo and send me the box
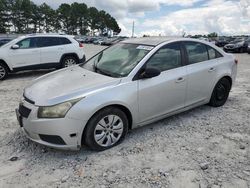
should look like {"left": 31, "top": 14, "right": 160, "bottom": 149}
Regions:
{"left": 0, "top": 0, "right": 121, "bottom": 35}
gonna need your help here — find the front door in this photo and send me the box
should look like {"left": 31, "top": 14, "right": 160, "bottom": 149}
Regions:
{"left": 138, "top": 42, "right": 187, "bottom": 123}
{"left": 9, "top": 37, "right": 41, "bottom": 68}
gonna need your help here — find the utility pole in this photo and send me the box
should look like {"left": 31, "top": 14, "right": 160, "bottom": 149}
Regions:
{"left": 132, "top": 21, "right": 135, "bottom": 38}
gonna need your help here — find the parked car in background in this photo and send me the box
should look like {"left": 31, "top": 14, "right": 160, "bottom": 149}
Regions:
{"left": 102, "top": 37, "right": 127, "bottom": 46}
{"left": 75, "top": 36, "right": 87, "bottom": 44}
{"left": 84, "top": 37, "right": 97, "bottom": 44}
{"left": 248, "top": 44, "right": 250, "bottom": 54}
{"left": 93, "top": 37, "right": 105, "bottom": 45}
{"left": 0, "top": 38, "right": 13, "bottom": 47}
{"left": 223, "top": 37, "right": 250, "bottom": 53}
{"left": 215, "top": 39, "right": 229, "bottom": 47}
{"left": 0, "top": 34, "right": 85, "bottom": 80}
{"left": 16, "top": 37, "right": 237, "bottom": 151}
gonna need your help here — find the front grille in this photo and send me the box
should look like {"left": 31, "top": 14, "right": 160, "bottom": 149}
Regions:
{"left": 39, "top": 135, "right": 66, "bottom": 145}
{"left": 19, "top": 104, "right": 31, "bottom": 118}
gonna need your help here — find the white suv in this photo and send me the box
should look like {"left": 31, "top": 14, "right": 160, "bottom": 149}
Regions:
{"left": 0, "top": 34, "right": 85, "bottom": 80}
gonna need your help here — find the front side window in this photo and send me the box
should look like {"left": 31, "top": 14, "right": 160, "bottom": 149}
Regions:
{"left": 81, "top": 43, "right": 152, "bottom": 77}
{"left": 184, "top": 42, "right": 209, "bottom": 64}
{"left": 146, "top": 43, "right": 182, "bottom": 72}
{"left": 17, "top": 38, "right": 37, "bottom": 49}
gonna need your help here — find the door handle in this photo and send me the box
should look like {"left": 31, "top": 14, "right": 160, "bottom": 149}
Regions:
{"left": 32, "top": 50, "right": 39, "bottom": 53}
{"left": 176, "top": 77, "right": 185, "bottom": 83}
{"left": 208, "top": 67, "right": 216, "bottom": 72}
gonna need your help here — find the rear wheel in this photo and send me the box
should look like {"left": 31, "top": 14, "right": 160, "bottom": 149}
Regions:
{"left": 61, "top": 56, "right": 78, "bottom": 68}
{"left": 209, "top": 78, "right": 231, "bottom": 107}
{"left": 0, "top": 63, "right": 8, "bottom": 80}
{"left": 83, "top": 107, "right": 128, "bottom": 151}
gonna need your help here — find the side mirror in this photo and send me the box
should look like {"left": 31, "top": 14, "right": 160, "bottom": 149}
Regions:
{"left": 11, "top": 44, "right": 20, "bottom": 50}
{"left": 139, "top": 67, "right": 161, "bottom": 79}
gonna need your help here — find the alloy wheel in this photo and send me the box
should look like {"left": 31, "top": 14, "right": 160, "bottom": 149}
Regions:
{"left": 94, "top": 115, "right": 124, "bottom": 147}
{"left": 64, "top": 58, "right": 77, "bottom": 67}
{"left": 0, "top": 65, "right": 6, "bottom": 79}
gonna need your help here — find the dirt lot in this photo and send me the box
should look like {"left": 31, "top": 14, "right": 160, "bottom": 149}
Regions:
{"left": 0, "top": 44, "right": 249, "bottom": 188}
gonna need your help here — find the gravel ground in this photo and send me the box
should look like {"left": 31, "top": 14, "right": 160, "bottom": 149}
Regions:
{"left": 0, "top": 44, "right": 249, "bottom": 188}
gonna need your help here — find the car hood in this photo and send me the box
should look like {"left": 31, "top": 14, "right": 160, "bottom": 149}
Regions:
{"left": 24, "top": 66, "right": 121, "bottom": 106}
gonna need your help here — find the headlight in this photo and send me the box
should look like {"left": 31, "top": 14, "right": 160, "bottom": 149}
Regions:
{"left": 38, "top": 98, "right": 83, "bottom": 118}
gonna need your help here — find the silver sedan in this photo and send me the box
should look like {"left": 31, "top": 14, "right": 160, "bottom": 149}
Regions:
{"left": 16, "top": 37, "right": 237, "bottom": 151}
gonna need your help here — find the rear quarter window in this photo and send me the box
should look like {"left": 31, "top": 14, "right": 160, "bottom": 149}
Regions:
{"left": 184, "top": 42, "right": 209, "bottom": 64}
{"left": 60, "top": 37, "right": 72, "bottom": 45}
{"left": 207, "top": 46, "right": 223, "bottom": 59}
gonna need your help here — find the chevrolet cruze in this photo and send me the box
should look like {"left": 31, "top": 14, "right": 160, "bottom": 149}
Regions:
{"left": 16, "top": 37, "right": 237, "bottom": 151}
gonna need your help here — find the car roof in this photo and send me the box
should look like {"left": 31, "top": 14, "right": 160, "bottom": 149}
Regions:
{"left": 122, "top": 37, "right": 181, "bottom": 46}
{"left": 24, "top": 34, "right": 75, "bottom": 38}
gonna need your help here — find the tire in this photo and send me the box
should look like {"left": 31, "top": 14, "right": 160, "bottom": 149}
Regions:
{"left": 239, "top": 48, "right": 244, "bottom": 53}
{"left": 0, "top": 63, "right": 8, "bottom": 80}
{"left": 209, "top": 78, "right": 231, "bottom": 107}
{"left": 61, "top": 56, "right": 78, "bottom": 68}
{"left": 83, "top": 107, "right": 129, "bottom": 151}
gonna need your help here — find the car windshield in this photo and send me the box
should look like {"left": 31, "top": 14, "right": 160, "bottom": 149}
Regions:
{"left": 0, "top": 39, "right": 13, "bottom": 47}
{"left": 81, "top": 43, "right": 153, "bottom": 77}
{"left": 231, "top": 39, "right": 244, "bottom": 44}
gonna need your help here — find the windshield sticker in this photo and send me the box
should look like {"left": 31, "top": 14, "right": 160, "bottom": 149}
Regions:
{"left": 136, "top": 45, "right": 154, "bottom": 51}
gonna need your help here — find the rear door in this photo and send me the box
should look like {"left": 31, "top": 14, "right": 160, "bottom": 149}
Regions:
{"left": 138, "top": 42, "right": 187, "bottom": 123}
{"left": 38, "top": 37, "right": 66, "bottom": 65}
{"left": 184, "top": 42, "right": 220, "bottom": 106}
{"left": 9, "top": 37, "right": 41, "bottom": 68}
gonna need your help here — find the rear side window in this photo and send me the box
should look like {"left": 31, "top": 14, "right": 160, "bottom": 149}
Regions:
{"left": 207, "top": 46, "right": 223, "bottom": 59}
{"left": 37, "top": 37, "right": 60, "bottom": 47}
{"left": 146, "top": 43, "right": 182, "bottom": 72}
{"left": 37, "top": 37, "right": 71, "bottom": 47}
{"left": 184, "top": 42, "right": 209, "bottom": 64}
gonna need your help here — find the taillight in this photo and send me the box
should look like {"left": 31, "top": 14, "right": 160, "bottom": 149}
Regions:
{"left": 234, "top": 59, "right": 238, "bottom": 64}
{"left": 79, "top": 43, "right": 83, "bottom": 48}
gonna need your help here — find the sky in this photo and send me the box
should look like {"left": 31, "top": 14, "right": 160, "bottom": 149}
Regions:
{"left": 32, "top": 0, "right": 250, "bottom": 37}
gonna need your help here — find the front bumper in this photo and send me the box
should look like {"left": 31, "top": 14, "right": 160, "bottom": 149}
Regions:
{"left": 16, "top": 100, "right": 87, "bottom": 150}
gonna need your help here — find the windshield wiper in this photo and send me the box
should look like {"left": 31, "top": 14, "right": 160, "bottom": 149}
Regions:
{"left": 95, "top": 67, "right": 114, "bottom": 77}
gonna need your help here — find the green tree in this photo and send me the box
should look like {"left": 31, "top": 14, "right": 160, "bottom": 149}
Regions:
{"left": 40, "top": 3, "right": 57, "bottom": 32}
{"left": 57, "top": 3, "right": 71, "bottom": 33}
{"left": 208, "top": 32, "right": 218, "bottom": 38}
{"left": 21, "top": 0, "right": 33, "bottom": 33}
{"left": 88, "top": 7, "right": 99, "bottom": 34}
{"left": 0, "top": 0, "right": 10, "bottom": 33}
{"left": 78, "top": 3, "right": 88, "bottom": 35}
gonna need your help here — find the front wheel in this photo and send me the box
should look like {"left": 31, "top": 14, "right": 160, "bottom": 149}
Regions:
{"left": 0, "top": 63, "right": 8, "bottom": 80}
{"left": 83, "top": 107, "right": 128, "bottom": 151}
{"left": 209, "top": 78, "right": 231, "bottom": 107}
